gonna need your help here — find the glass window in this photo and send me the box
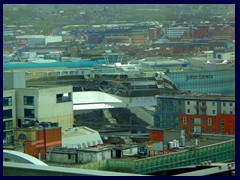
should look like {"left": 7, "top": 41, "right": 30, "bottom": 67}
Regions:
{"left": 187, "top": 101, "right": 190, "bottom": 105}
{"left": 220, "top": 119, "right": 224, "bottom": 125}
{"left": 230, "top": 111, "right": 233, "bottom": 114}
{"left": 3, "top": 109, "right": 12, "bottom": 119}
{"left": 223, "top": 102, "right": 226, "bottom": 106}
{"left": 190, "top": 118, "right": 194, "bottom": 124}
{"left": 3, "top": 120, "right": 13, "bottom": 130}
{"left": 187, "top": 109, "right": 190, "bottom": 113}
{"left": 3, "top": 97, "right": 12, "bottom": 106}
{"left": 229, "top": 120, "right": 232, "bottom": 125}
{"left": 229, "top": 103, "right": 233, "bottom": 106}
{"left": 223, "top": 110, "right": 226, "bottom": 114}
{"left": 208, "top": 118, "right": 212, "bottom": 126}
{"left": 24, "top": 96, "right": 34, "bottom": 106}
{"left": 183, "top": 117, "right": 187, "bottom": 124}
{"left": 213, "top": 110, "right": 216, "bottom": 114}
{"left": 212, "top": 102, "right": 215, "bottom": 106}
{"left": 24, "top": 109, "right": 35, "bottom": 118}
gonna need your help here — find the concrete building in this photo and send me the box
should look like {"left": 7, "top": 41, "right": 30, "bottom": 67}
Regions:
{"left": 154, "top": 95, "right": 235, "bottom": 138}
{"left": 46, "top": 145, "right": 111, "bottom": 164}
{"left": 78, "top": 147, "right": 112, "bottom": 163}
{"left": 15, "top": 86, "right": 73, "bottom": 131}
{"left": 111, "top": 144, "right": 138, "bottom": 158}
{"left": 3, "top": 89, "right": 16, "bottom": 145}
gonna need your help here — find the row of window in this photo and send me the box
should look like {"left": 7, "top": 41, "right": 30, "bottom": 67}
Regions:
{"left": 189, "top": 126, "right": 233, "bottom": 134}
{"left": 3, "top": 96, "right": 36, "bottom": 107}
{"left": 3, "top": 108, "right": 36, "bottom": 119}
{"left": 187, "top": 108, "right": 233, "bottom": 115}
{"left": 186, "top": 101, "right": 234, "bottom": 107}
{"left": 183, "top": 117, "right": 233, "bottom": 126}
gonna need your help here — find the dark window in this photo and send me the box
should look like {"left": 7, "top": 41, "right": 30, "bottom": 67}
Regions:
{"left": 223, "top": 102, "right": 226, "bottom": 106}
{"left": 187, "top": 109, "right": 190, "bottom": 113}
{"left": 190, "top": 118, "right": 194, "bottom": 124}
{"left": 18, "top": 134, "right": 27, "bottom": 140}
{"left": 220, "top": 119, "right": 224, "bottom": 125}
{"left": 3, "top": 97, "right": 12, "bottom": 106}
{"left": 187, "top": 101, "right": 190, "bottom": 105}
{"left": 24, "top": 96, "right": 34, "bottom": 106}
{"left": 230, "top": 103, "right": 233, "bottom": 106}
{"left": 56, "top": 93, "right": 71, "bottom": 103}
{"left": 3, "top": 109, "right": 12, "bottom": 119}
{"left": 183, "top": 117, "right": 187, "bottom": 124}
{"left": 24, "top": 109, "right": 35, "bottom": 118}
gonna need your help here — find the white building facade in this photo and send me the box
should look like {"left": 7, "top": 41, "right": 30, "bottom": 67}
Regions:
{"left": 15, "top": 86, "right": 74, "bottom": 131}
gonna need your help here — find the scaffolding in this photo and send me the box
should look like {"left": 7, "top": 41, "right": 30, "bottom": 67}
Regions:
{"left": 79, "top": 139, "right": 235, "bottom": 175}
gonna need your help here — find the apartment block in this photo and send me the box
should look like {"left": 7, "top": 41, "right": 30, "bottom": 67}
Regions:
{"left": 154, "top": 95, "right": 235, "bottom": 138}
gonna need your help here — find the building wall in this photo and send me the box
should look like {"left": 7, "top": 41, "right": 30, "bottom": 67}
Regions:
{"left": 14, "top": 127, "right": 62, "bottom": 159}
{"left": 15, "top": 86, "right": 74, "bottom": 131}
{"left": 149, "top": 129, "right": 163, "bottom": 142}
{"left": 180, "top": 113, "right": 235, "bottom": 138}
{"left": 46, "top": 152, "right": 77, "bottom": 163}
{"left": 3, "top": 89, "right": 16, "bottom": 144}
{"left": 3, "top": 71, "right": 26, "bottom": 89}
{"left": 78, "top": 150, "right": 111, "bottom": 163}
{"left": 37, "top": 87, "right": 73, "bottom": 131}
{"left": 216, "top": 114, "right": 235, "bottom": 135}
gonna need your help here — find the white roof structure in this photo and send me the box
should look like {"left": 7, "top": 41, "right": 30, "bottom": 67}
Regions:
{"left": 73, "top": 91, "right": 123, "bottom": 110}
{"left": 62, "top": 126, "right": 103, "bottom": 149}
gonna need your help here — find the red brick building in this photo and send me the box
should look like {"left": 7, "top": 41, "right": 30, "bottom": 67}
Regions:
{"left": 180, "top": 114, "right": 235, "bottom": 138}
{"left": 14, "top": 122, "right": 62, "bottom": 159}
